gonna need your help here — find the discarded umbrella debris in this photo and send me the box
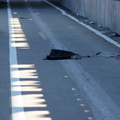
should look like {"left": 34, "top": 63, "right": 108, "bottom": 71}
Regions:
{"left": 44, "top": 49, "right": 81, "bottom": 60}
{"left": 20, "top": 17, "right": 28, "bottom": 19}
{"left": 44, "top": 50, "right": 120, "bottom": 60}
{"left": 44, "top": 49, "right": 102, "bottom": 60}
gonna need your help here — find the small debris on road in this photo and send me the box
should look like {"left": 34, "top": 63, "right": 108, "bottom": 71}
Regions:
{"left": 98, "top": 52, "right": 120, "bottom": 59}
{"left": 20, "top": 17, "right": 28, "bottom": 19}
{"left": 108, "top": 33, "right": 120, "bottom": 37}
{"left": 97, "top": 24, "right": 103, "bottom": 28}
{"left": 89, "top": 21, "right": 94, "bottom": 24}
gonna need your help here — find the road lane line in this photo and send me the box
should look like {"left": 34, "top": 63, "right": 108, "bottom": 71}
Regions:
{"left": 7, "top": 0, "right": 25, "bottom": 120}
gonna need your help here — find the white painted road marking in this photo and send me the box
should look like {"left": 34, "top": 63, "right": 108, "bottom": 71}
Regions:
{"left": 7, "top": 0, "right": 25, "bottom": 120}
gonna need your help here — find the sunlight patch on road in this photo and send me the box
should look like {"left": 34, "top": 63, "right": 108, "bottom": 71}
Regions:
{"left": 10, "top": 18, "right": 30, "bottom": 49}
{"left": 25, "top": 111, "right": 52, "bottom": 120}
{"left": 23, "top": 94, "right": 47, "bottom": 107}
{"left": 11, "top": 64, "right": 35, "bottom": 68}
{"left": 11, "top": 38, "right": 27, "bottom": 41}
{"left": 11, "top": 42, "right": 30, "bottom": 48}
{"left": 11, "top": 64, "right": 51, "bottom": 119}
{"left": 12, "top": 69, "right": 38, "bottom": 79}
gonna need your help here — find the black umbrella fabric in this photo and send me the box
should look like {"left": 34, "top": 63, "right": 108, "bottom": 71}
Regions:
{"left": 44, "top": 49, "right": 81, "bottom": 60}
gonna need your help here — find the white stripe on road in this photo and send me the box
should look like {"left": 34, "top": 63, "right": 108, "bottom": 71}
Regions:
{"left": 7, "top": 0, "right": 25, "bottom": 120}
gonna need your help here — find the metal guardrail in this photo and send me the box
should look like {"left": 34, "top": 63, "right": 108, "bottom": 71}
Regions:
{"left": 48, "top": 0, "right": 120, "bottom": 35}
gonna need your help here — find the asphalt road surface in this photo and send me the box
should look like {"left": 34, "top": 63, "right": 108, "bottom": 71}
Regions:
{"left": 0, "top": 0, "right": 120, "bottom": 120}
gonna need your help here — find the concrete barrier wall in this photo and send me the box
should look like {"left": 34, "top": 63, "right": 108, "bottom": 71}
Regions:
{"left": 48, "top": 0, "right": 120, "bottom": 34}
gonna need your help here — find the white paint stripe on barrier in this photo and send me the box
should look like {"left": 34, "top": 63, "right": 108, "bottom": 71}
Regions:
{"left": 44, "top": 0, "right": 120, "bottom": 48}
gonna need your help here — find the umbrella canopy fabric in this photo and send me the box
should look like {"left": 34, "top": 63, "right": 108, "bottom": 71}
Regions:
{"left": 45, "top": 49, "right": 80, "bottom": 60}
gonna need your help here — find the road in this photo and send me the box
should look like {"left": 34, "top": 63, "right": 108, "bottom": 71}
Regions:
{"left": 0, "top": 0, "right": 120, "bottom": 120}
